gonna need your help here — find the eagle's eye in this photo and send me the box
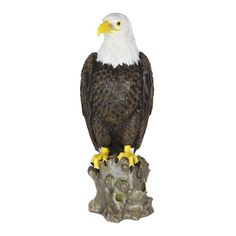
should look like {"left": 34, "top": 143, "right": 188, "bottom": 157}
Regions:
{"left": 117, "top": 22, "right": 121, "bottom": 26}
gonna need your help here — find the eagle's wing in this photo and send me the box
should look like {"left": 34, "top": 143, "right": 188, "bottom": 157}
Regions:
{"left": 134, "top": 52, "right": 154, "bottom": 151}
{"left": 80, "top": 53, "right": 99, "bottom": 151}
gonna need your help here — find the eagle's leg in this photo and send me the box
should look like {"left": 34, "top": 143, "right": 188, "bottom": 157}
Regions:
{"left": 91, "top": 147, "right": 109, "bottom": 169}
{"left": 90, "top": 117, "right": 111, "bottom": 169}
{"left": 117, "top": 114, "right": 140, "bottom": 167}
{"left": 117, "top": 145, "right": 139, "bottom": 167}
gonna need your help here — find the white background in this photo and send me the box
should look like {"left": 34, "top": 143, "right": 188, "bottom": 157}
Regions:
{"left": 0, "top": 0, "right": 236, "bottom": 235}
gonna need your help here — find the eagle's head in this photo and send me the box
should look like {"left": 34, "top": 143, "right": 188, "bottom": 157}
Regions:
{"left": 97, "top": 13, "right": 133, "bottom": 38}
{"left": 96, "top": 13, "right": 139, "bottom": 67}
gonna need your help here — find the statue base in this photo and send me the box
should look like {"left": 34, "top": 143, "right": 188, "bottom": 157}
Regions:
{"left": 88, "top": 155, "right": 154, "bottom": 223}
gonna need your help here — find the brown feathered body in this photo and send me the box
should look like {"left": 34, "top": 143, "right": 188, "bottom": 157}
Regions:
{"left": 81, "top": 52, "right": 154, "bottom": 153}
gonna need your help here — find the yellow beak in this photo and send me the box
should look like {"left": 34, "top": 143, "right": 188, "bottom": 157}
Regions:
{"left": 97, "top": 21, "right": 117, "bottom": 36}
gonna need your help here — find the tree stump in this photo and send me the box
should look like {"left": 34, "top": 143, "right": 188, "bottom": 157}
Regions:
{"left": 88, "top": 155, "right": 154, "bottom": 223}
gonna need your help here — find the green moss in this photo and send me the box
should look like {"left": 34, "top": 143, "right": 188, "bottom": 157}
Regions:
{"left": 115, "top": 193, "right": 124, "bottom": 202}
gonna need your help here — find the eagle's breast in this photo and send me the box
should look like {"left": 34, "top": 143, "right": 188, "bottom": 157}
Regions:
{"left": 91, "top": 62, "right": 142, "bottom": 126}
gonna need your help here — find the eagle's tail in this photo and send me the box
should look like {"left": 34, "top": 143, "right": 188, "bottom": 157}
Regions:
{"left": 109, "top": 145, "right": 123, "bottom": 155}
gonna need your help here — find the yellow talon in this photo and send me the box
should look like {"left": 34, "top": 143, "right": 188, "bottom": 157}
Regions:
{"left": 117, "top": 145, "right": 139, "bottom": 167}
{"left": 91, "top": 147, "right": 109, "bottom": 169}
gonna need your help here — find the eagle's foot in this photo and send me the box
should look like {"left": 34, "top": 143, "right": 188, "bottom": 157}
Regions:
{"left": 117, "top": 145, "right": 139, "bottom": 167}
{"left": 91, "top": 147, "right": 109, "bottom": 169}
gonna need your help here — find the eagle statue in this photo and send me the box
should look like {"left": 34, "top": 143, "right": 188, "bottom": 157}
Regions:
{"left": 81, "top": 13, "right": 154, "bottom": 170}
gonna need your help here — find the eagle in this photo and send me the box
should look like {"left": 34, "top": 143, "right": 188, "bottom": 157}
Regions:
{"left": 81, "top": 13, "right": 154, "bottom": 170}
